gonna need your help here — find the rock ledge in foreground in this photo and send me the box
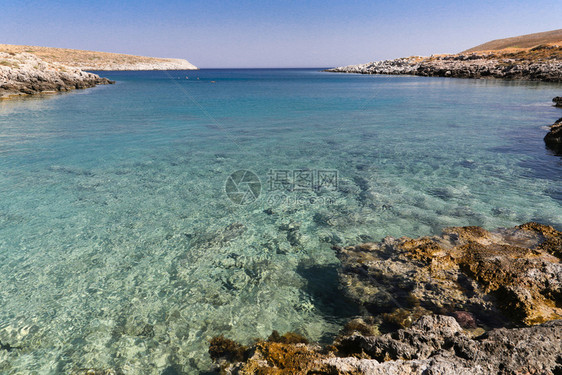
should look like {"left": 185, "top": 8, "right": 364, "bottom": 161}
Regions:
{"left": 211, "top": 222, "right": 562, "bottom": 374}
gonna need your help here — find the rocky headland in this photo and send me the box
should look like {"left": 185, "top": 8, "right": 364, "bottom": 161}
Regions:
{"left": 0, "top": 52, "right": 114, "bottom": 99}
{"left": 0, "top": 44, "right": 197, "bottom": 71}
{"left": 209, "top": 222, "right": 562, "bottom": 374}
{"left": 326, "top": 45, "right": 562, "bottom": 82}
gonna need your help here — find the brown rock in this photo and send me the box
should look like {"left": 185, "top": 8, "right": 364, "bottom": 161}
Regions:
{"left": 544, "top": 118, "right": 562, "bottom": 154}
{"left": 336, "top": 222, "right": 562, "bottom": 327}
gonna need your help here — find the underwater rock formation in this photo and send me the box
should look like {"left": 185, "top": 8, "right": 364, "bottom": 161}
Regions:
{"left": 210, "top": 223, "right": 562, "bottom": 374}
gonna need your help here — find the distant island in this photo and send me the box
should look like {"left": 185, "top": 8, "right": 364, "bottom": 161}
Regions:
{"left": 0, "top": 45, "right": 197, "bottom": 99}
{"left": 327, "top": 29, "right": 562, "bottom": 82}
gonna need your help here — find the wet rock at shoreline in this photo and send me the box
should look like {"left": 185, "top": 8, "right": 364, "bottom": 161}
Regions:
{"left": 327, "top": 316, "right": 562, "bottom": 375}
{"left": 336, "top": 222, "right": 562, "bottom": 327}
{"left": 545, "top": 117, "right": 562, "bottom": 153}
{"left": 210, "top": 316, "right": 562, "bottom": 374}
{"left": 210, "top": 223, "right": 562, "bottom": 374}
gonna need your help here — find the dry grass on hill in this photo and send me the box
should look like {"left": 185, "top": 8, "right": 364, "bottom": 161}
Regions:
{"left": 0, "top": 44, "right": 195, "bottom": 70}
{"left": 463, "top": 29, "right": 562, "bottom": 53}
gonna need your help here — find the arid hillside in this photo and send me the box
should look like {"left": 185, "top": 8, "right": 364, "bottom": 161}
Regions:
{"left": 0, "top": 44, "right": 197, "bottom": 70}
{"left": 463, "top": 28, "right": 562, "bottom": 53}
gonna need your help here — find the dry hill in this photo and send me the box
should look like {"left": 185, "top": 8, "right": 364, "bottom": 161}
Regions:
{"left": 0, "top": 44, "right": 197, "bottom": 71}
{"left": 463, "top": 28, "right": 562, "bottom": 53}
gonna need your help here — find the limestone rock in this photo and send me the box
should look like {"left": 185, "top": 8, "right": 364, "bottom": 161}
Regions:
{"left": 0, "top": 52, "right": 113, "bottom": 98}
{"left": 209, "top": 223, "right": 562, "bottom": 374}
{"left": 327, "top": 316, "right": 562, "bottom": 375}
{"left": 335, "top": 222, "right": 562, "bottom": 327}
{"left": 211, "top": 316, "right": 562, "bottom": 374}
{"left": 326, "top": 50, "right": 562, "bottom": 82}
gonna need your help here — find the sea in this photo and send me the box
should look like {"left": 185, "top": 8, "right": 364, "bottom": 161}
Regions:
{"left": 0, "top": 69, "right": 561, "bottom": 374}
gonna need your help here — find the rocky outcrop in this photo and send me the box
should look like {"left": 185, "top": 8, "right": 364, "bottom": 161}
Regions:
{"left": 0, "top": 52, "right": 113, "bottom": 98}
{"left": 554, "top": 97, "right": 562, "bottom": 107}
{"left": 210, "top": 223, "right": 562, "bottom": 374}
{"left": 326, "top": 47, "right": 562, "bottom": 82}
{"left": 327, "top": 316, "right": 562, "bottom": 375}
{"left": 210, "top": 316, "right": 562, "bottom": 374}
{"left": 545, "top": 117, "right": 562, "bottom": 153}
{"left": 337, "top": 222, "right": 562, "bottom": 327}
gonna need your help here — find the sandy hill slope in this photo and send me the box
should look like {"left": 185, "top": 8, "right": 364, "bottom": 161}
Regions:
{"left": 0, "top": 44, "right": 197, "bottom": 71}
{"left": 463, "top": 29, "right": 562, "bottom": 53}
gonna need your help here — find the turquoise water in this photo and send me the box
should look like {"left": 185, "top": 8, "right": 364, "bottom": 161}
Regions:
{"left": 0, "top": 69, "right": 561, "bottom": 374}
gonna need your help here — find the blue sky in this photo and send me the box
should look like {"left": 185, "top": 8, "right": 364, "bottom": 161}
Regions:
{"left": 1, "top": 0, "right": 561, "bottom": 68}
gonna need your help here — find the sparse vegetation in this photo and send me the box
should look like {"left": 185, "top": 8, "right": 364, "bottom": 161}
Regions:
{"left": 0, "top": 59, "right": 19, "bottom": 68}
{"left": 0, "top": 44, "right": 196, "bottom": 70}
{"left": 463, "top": 28, "right": 562, "bottom": 52}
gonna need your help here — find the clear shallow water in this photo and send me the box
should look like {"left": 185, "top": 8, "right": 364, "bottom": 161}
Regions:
{"left": 0, "top": 69, "right": 561, "bottom": 374}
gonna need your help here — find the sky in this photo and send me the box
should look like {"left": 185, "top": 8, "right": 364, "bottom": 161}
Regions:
{"left": 1, "top": 0, "right": 562, "bottom": 68}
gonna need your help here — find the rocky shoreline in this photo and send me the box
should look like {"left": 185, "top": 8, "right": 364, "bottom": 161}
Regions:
{"left": 210, "top": 222, "right": 562, "bottom": 374}
{"left": 326, "top": 45, "right": 562, "bottom": 82}
{"left": 0, "top": 52, "right": 114, "bottom": 99}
